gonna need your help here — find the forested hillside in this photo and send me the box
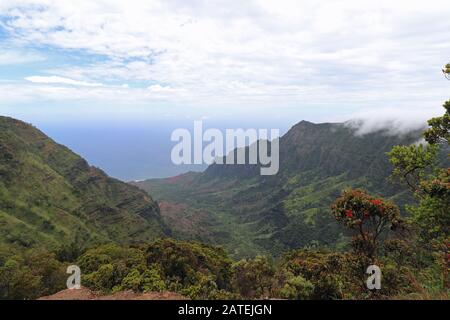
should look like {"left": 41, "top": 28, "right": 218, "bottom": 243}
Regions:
{"left": 0, "top": 116, "right": 170, "bottom": 254}
{"left": 134, "top": 121, "right": 435, "bottom": 257}
{"left": 0, "top": 113, "right": 447, "bottom": 300}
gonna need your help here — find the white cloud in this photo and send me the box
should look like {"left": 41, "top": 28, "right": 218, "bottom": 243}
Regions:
{"left": 148, "top": 84, "right": 184, "bottom": 94}
{"left": 0, "top": 49, "right": 44, "bottom": 65}
{"left": 25, "top": 75, "right": 104, "bottom": 87}
{"left": 344, "top": 107, "right": 442, "bottom": 136}
{"left": 0, "top": 0, "right": 449, "bottom": 123}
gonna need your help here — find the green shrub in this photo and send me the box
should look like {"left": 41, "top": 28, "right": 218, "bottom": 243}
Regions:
{"left": 280, "top": 274, "right": 314, "bottom": 300}
{"left": 118, "top": 265, "right": 166, "bottom": 293}
{"left": 232, "top": 256, "right": 274, "bottom": 298}
{"left": 0, "top": 249, "right": 65, "bottom": 299}
{"left": 146, "top": 239, "right": 233, "bottom": 291}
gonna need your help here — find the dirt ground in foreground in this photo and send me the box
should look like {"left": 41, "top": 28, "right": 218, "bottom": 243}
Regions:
{"left": 38, "top": 287, "right": 188, "bottom": 300}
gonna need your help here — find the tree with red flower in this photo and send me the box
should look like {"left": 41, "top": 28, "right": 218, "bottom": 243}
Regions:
{"left": 331, "top": 189, "right": 403, "bottom": 260}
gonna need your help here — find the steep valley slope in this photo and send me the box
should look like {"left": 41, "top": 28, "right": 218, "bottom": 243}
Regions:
{"left": 0, "top": 116, "right": 170, "bottom": 254}
{"left": 133, "top": 121, "right": 429, "bottom": 258}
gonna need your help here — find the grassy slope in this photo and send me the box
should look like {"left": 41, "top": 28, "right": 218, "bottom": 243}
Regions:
{"left": 134, "top": 122, "right": 425, "bottom": 258}
{"left": 0, "top": 116, "right": 170, "bottom": 252}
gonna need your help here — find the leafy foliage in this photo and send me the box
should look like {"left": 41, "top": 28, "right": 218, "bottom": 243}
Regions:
{"left": 389, "top": 98, "right": 449, "bottom": 291}
{"left": 0, "top": 237, "right": 446, "bottom": 300}
{"left": 231, "top": 256, "right": 274, "bottom": 298}
{"left": 331, "top": 189, "right": 403, "bottom": 259}
{"left": 0, "top": 246, "right": 66, "bottom": 300}
{"left": 146, "top": 239, "right": 233, "bottom": 292}
{"left": 444, "top": 64, "right": 450, "bottom": 76}
{"left": 388, "top": 144, "right": 439, "bottom": 192}
{"left": 279, "top": 275, "right": 314, "bottom": 300}
{"left": 424, "top": 100, "right": 450, "bottom": 145}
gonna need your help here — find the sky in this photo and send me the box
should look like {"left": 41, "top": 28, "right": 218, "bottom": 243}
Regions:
{"left": 0, "top": 0, "right": 449, "bottom": 179}
{"left": 0, "top": 0, "right": 449, "bottom": 125}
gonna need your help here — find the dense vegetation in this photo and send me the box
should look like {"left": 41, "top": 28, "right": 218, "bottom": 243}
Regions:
{"left": 0, "top": 232, "right": 446, "bottom": 300}
{"left": 134, "top": 122, "right": 440, "bottom": 258}
{"left": 0, "top": 116, "right": 170, "bottom": 254}
{"left": 0, "top": 98, "right": 448, "bottom": 300}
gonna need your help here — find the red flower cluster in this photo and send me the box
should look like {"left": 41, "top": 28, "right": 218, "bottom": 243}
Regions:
{"left": 345, "top": 209, "right": 354, "bottom": 218}
{"left": 370, "top": 199, "right": 382, "bottom": 206}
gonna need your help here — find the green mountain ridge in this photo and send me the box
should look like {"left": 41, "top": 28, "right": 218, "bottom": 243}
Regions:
{"left": 134, "top": 121, "right": 429, "bottom": 258}
{"left": 0, "top": 116, "right": 170, "bottom": 253}
{"left": 0, "top": 116, "right": 444, "bottom": 260}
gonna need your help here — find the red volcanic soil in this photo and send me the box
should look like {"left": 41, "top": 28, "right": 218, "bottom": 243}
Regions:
{"left": 166, "top": 174, "right": 184, "bottom": 183}
{"left": 38, "top": 287, "right": 188, "bottom": 300}
{"left": 158, "top": 201, "right": 213, "bottom": 238}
